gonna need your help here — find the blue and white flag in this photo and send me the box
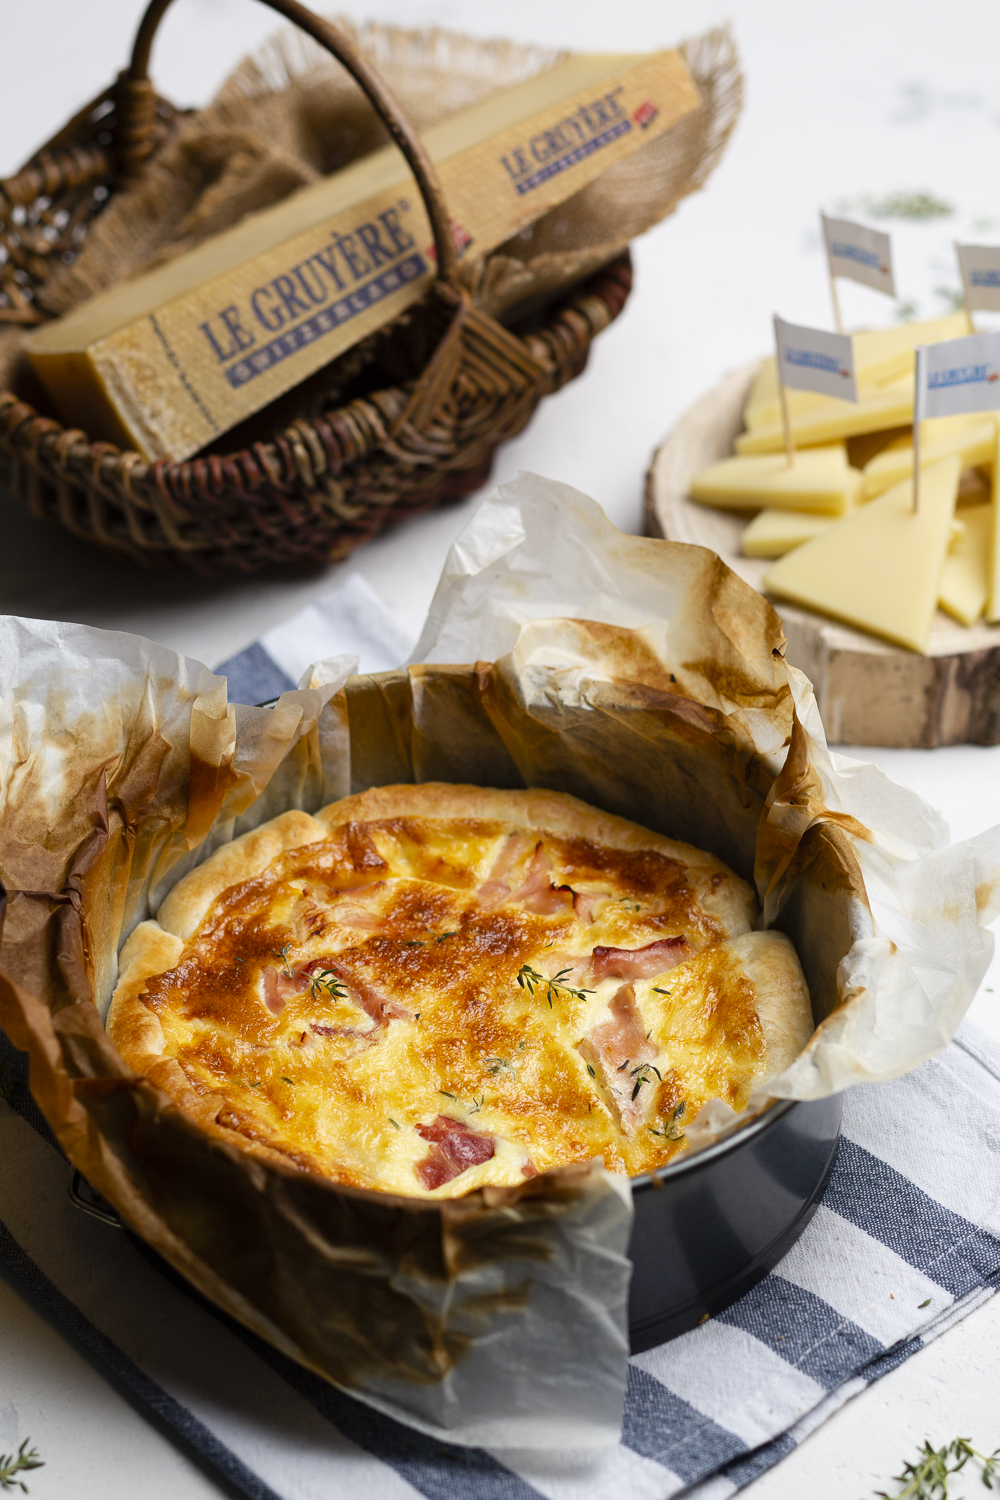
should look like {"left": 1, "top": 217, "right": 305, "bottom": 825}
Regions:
{"left": 915, "top": 331, "right": 1000, "bottom": 421}
{"left": 773, "top": 315, "right": 858, "bottom": 403}
{"left": 957, "top": 243, "right": 1000, "bottom": 315}
{"left": 822, "top": 214, "right": 895, "bottom": 298}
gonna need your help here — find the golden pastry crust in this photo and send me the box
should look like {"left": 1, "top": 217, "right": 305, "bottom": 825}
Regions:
{"left": 108, "top": 783, "right": 812, "bottom": 1196}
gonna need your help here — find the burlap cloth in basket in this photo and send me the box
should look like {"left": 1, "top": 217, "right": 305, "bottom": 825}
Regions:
{"left": 0, "top": 18, "right": 741, "bottom": 400}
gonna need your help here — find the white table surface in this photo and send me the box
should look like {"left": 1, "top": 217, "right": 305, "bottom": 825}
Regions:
{"left": 3, "top": 1, "right": 1000, "bottom": 1494}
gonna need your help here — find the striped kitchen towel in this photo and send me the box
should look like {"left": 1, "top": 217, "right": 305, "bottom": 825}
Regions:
{"left": 2, "top": 1025, "right": 1000, "bottom": 1499}
{"left": 214, "top": 571, "right": 415, "bottom": 704}
{"left": 3, "top": 575, "right": 1000, "bottom": 1498}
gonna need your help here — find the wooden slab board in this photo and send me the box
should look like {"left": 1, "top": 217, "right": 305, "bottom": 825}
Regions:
{"left": 645, "top": 363, "right": 1000, "bottom": 748}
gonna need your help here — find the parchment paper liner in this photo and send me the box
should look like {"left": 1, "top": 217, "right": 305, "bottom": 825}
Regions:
{"left": 1, "top": 474, "right": 997, "bottom": 1447}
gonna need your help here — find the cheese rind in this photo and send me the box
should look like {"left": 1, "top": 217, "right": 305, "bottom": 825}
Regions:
{"left": 763, "top": 455, "right": 962, "bottom": 653}
{"left": 690, "top": 446, "right": 861, "bottom": 516}
{"left": 939, "top": 503, "right": 991, "bottom": 627}
{"left": 740, "top": 509, "right": 834, "bottom": 558}
{"left": 862, "top": 414, "right": 998, "bottom": 500}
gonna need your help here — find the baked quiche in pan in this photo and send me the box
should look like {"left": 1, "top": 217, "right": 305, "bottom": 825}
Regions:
{"left": 108, "top": 784, "right": 812, "bottom": 1197}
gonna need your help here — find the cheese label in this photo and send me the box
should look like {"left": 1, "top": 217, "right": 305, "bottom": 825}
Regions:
{"left": 915, "top": 331, "right": 1000, "bottom": 421}
{"left": 28, "top": 50, "right": 699, "bottom": 463}
{"left": 774, "top": 315, "right": 857, "bottom": 403}
{"left": 822, "top": 213, "right": 895, "bottom": 297}
{"left": 957, "top": 243, "right": 1000, "bottom": 314}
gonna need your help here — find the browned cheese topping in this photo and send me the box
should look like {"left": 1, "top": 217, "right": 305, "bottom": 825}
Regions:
{"left": 111, "top": 796, "right": 808, "bottom": 1198}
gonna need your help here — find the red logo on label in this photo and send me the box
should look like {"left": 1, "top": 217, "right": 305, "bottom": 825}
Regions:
{"left": 426, "top": 219, "right": 473, "bottom": 262}
{"left": 633, "top": 100, "right": 659, "bottom": 129}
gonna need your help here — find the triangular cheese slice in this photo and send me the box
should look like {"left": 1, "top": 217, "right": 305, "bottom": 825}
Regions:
{"left": 690, "top": 447, "right": 861, "bottom": 515}
{"left": 764, "top": 455, "right": 961, "bottom": 652}
{"left": 742, "top": 313, "right": 971, "bottom": 432}
{"left": 736, "top": 375, "right": 913, "bottom": 455}
{"left": 862, "top": 414, "right": 997, "bottom": 500}
{"left": 939, "top": 503, "right": 991, "bottom": 626}
{"left": 741, "top": 509, "right": 834, "bottom": 558}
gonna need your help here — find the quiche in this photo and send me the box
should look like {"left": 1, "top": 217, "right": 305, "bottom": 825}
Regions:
{"left": 108, "top": 784, "right": 812, "bottom": 1197}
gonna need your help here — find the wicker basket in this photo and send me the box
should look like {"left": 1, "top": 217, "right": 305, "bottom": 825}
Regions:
{"left": 0, "top": 0, "right": 632, "bottom": 573}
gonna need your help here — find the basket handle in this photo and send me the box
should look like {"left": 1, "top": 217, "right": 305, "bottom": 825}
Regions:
{"left": 115, "top": 0, "right": 459, "bottom": 287}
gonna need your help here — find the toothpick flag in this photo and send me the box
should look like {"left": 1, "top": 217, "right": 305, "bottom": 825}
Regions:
{"left": 774, "top": 315, "right": 858, "bottom": 402}
{"left": 956, "top": 244, "right": 1000, "bottom": 315}
{"left": 821, "top": 213, "right": 895, "bottom": 331}
{"left": 822, "top": 214, "right": 896, "bottom": 297}
{"left": 773, "top": 314, "right": 857, "bottom": 464}
{"left": 914, "top": 331, "right": 1000, "bottom": 422}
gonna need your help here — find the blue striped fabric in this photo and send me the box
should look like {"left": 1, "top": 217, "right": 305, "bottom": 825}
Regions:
{"left": 3, "top": 1023, "right": 1000, "bottom": 1500}
{"left": 3, "top": 583, "right": 1000, "bottom": 1495}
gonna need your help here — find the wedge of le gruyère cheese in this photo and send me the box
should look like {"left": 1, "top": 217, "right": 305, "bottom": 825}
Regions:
{"left": 763, "top": 454, "right": 962, "bottom": 652}
{"left": 740, "top": 509, "right": 835, "bottom": 558}
{"left": 689, "top": 446, "right": 861, "bottom": 516}
{"left": 939, "top": 503, "right": 991, "bottom": 627}
{"left": 986, "top": 423, "right": 1000, "bottom": 622}
{"left": 862, "top": 413, "right": 998, "bottom": 500}
{"left": 736, "top": 374, "right": 914, "bottom": 455}
{"left": 742, "top": 312, "right": 972, "bottom": 432}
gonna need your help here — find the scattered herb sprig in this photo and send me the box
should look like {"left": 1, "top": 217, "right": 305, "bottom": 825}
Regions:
{"left": 517, "top": 964, "right": 593, "bottom": 1009}
{"left": 0, "top": 1440, "right": 44, "bottom": 1493}
{"left": 648, "top": 1102, "right": 687, "bottom": 1142}
{"left": 629, "top": 1062, "right": 662, "bottom": 1101}
{"left": 273, "top": 943, "right": 294, "bottom": 979}
{"left": 871, "top": 1437, "right": 1000, "bottom": 1498}
{"left": 308, "top": 968, "right": 347, "bottom": 1003}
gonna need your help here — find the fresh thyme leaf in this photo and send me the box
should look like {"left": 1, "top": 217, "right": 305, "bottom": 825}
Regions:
{"left": 388, "top": 1118, "right": 401, "bottom": 1130}
{"left": 404, "top": 939, "right": 425, "bottom": 947}
{"left": 630, "top": 1062, "right": 662, "bottom": 1098}
{"left": 918, "top": 1298, "right": 931, "bottom": 1309}
{"left": 439, "top": 1090, "right": 457, "bottom": 1101}
{"left": 516, "top": 963, "right": 594, "bottom": 1008}
{"left": 872, "top": 1437, "right": 1000, "bottom": 1499}
{"left": 469, "top": 1096, "right": 485, "bottom": 1114}
{"left": 308, "top": 968, "right": 347, "bottom": 1003}
{"left": 234, "top": 956, "right": 245, "bottom": 964}
{"left": 648, "top": 1101, "right": 686, "bottom": 1142}
{"left": 272, "top": 944, "right": 294, "bottom": 979}
{"left": 618, "top": 897, "right": 641, "bottom": 912}
{"left": 586, "top": 1063, "right": 597, "bottom": 1079}
{"left": 652, "top": 986, "right": 671, "bottom": 995}
{"left": 435, "top": 931, "right": 458, "bottom": 943}
{"left": 484, "top": 1057, "right": 515, "bottom": 1077}
{"left": 0, "top": 1439, "right": 44, "bottom": 1493}
{"left": 281, "top": 1076, "right": 295, "bottom": 1086}
{"left": 617, "top": 1058, "right": 630, "bottom": 1072}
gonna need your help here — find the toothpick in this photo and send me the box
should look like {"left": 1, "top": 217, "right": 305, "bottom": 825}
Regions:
{"left": 829, "top": 270, "right": 844, "bottom": 335}
{"left": 912, "top": 344, "right": 926, "bottom": 515}
{"left": 956, "top": 239, "right": 976, "bottom": 334}
{"left": 779, "top": 378, "right": 795, "bottom": 467}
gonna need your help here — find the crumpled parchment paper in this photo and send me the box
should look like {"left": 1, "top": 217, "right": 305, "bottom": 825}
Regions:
{"left": 1, "top": 471, "right": 997, "bottom": 1448}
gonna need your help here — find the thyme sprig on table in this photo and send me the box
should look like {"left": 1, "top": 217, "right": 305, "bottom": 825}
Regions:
{"left": 517, "top": 964, "right": 593, "bottom": 1009}
{"left": 0, "top": 1440, "right": 44, "bottom": 1493}
{"left": 871, "top": 1438, "right": 1000, "bottom": 1499}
